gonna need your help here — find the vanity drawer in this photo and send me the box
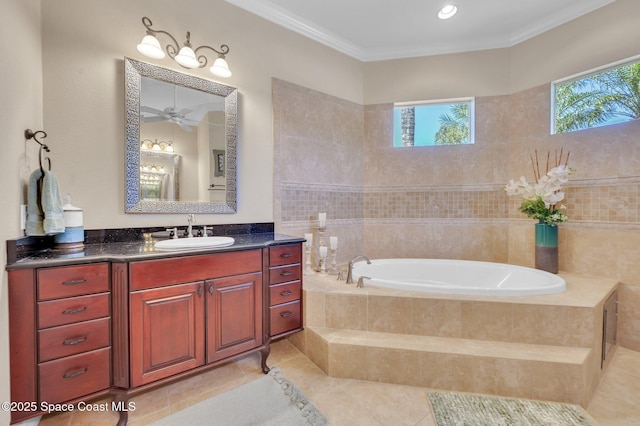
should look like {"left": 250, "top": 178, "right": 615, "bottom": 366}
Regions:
{"left": 269, "top": 244, "right": 302, "bottom": 267}
{"left": 38, "top": 347, "right": 110, "bottom": 404}
{"left": 269, "top": 281, "right": 301, "bottom": 306}
{"left": 269, "top": 264, "right": 301, "bottom": 285}
{"left": 38, "top": 263, "right": 110, "bottom": 301}
{"left": 270, "top": 301, "right": 301, "bottom": 336}
{"left": 38, "top": 293, "right": 110, "bottom": 329}
{"left": 38, "top": 317, "right": 110, "bottom": 362}
{"left": 131, "top": 250, "right": 261, "bottom": 290}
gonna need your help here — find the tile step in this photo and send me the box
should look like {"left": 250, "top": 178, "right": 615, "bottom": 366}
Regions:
{"left": 309, "top": 326, "right": 591, "bottom": 364}
{"left": 302, "top": 326, "right": 595, "bottom": 405}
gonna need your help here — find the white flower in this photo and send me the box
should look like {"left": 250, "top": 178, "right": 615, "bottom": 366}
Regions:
{"left": 547, "top": 165, "right": 570, "bottom": 183}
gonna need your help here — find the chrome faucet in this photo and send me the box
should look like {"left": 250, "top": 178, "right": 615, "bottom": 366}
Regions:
{"left": 346, "top": 255, "right": 371, "bottom": 284}
{"left": 357, "top": 276, "right": 370, "bottom": 288}
{"left": 186, "top": 214, "right": 195, "bottom": 238}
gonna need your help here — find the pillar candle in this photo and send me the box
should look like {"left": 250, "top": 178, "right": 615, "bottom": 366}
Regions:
{"left": 330, "top": 236, "right": 338, "bottom": 250}
{"left": 319, "top": 246, "right": 328, "bottom": 257}
{"left": 319, "top": 212, "right": 326, "bottom": 228}
{"left": 305, "top": 233, "right": 313, "bottom": 248}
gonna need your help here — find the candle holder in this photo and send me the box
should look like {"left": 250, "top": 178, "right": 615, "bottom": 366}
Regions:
{"left": 328, "top": 248, "right": 339, "bottom": 275}
{"left": 304, "top": 244, "right": 315, "bottom": 276}
{"left": 318, "top": 249, "right": 328, "bottom": 275}
{"left": 316, "top": 226, "right": 326, "bottom": 272}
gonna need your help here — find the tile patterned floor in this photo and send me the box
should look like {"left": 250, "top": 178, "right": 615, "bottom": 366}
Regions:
{"left": 36, "top": 340, "right": 640, "bottom": 425}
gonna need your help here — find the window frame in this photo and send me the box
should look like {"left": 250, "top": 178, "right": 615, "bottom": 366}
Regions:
{"left": 393, "top": 97, "right": 475, "bottom": 147}
{"left": 551, "top": 54, "right": 640, "bottom": 135}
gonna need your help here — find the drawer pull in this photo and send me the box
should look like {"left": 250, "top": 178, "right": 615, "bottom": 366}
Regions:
{"left": 63, "top": 336, "right": 88, "bottom": 346}
{"left": 280, "top": 290, "right": 293, "bottom": 297}
{"left": 63, "top": 367, "right": 88, "bottom": 379}
{"left": 280, "top": 311, "right": 293, "bottom": 318}
{"left": 62, "top": 306, "right": 88, "bottom": 315}
{"left": 62, "top": 279, "right": 87, "bottom": 286}
{"left": 280, "top": 253, "right": 292, "bottom": 258}
{"left": 280, "top": 271, "right": 293, "bottom": 277}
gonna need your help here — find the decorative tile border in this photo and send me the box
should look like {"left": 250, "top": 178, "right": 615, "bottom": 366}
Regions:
{"left": 281, "top": 179, "right": 640, "bottom": 226}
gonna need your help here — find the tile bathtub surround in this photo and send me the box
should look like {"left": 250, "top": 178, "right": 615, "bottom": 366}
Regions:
{"left": 298, "top": 273, "right": 617, "bottom": 407}
{"left": 273, "top": 78, "right": 640, "bottom": 354}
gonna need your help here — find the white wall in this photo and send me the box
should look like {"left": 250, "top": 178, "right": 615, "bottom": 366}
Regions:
{"left": 1, "top": 1, "right": 43, "bottom": 422}
{"left": 40, "top": 0, "right": 363, "bottom": 229}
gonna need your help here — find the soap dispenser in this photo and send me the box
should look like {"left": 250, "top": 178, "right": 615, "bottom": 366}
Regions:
{"left": 54, "top": 193, "right": 85, "bottom": 250}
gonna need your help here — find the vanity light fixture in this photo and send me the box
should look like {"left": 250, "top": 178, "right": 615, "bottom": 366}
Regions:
{"left": 141, "top": 138, "right": 175, "bottom": 153}
{"left": 136, "top": 17, "right": 232, "bottom": 78}
{"left": 438, "top": 4, "right": 458, "bottom": 20}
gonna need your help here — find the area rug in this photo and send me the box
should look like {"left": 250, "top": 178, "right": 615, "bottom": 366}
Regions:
{"left": 150, "top": 368, "right": 327, "bottom": 425}
{"left": 427, "top": 391, "right": 597, "bottom": 426}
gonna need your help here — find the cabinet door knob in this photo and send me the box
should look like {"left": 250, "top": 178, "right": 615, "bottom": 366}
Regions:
{"left": 198, "top": 286, "right": 203, "bottom": 297}
{"left": 63, "top": 336, "right": 88, "bottom": 346}
{"left": 280, "top": 253, "right": 292, "bottom": 258}
{"left": 62, "top": 306, "right": 88, "bottom": 315}
{"left": 280, "top": 311, "right": 293, "bottom": 318}
{"left": 63, "top": 367, "right": 88, "bottom": 379}
{"left": 209, "top": 284, "right": 214, "bottom": 295}
{"left": 280, "top": 290, "right": 293, "bottom": 297}
{"left": 280, "top": 271, "right": 293, "bottom": 276}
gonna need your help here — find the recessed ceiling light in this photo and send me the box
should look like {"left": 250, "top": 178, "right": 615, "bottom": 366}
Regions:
{"left": 438, "top": 4, "right": 458, "bottom": 20}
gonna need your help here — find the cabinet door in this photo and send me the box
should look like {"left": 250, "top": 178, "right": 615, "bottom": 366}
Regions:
{"left": 206, "top": 273, "right": 262, "bottom": 363}
{"left": 130, "top": 282, "right": 205, "bottom": 387}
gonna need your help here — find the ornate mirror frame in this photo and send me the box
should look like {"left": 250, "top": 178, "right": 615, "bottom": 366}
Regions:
{"left": 124, "top": 57, "right": 237, "bottom": 213}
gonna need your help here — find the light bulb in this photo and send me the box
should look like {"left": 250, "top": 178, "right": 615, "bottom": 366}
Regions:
{"left": 175, "top": 45, "right": 200, "bottom": 68}
{"left": 210, "top": 57, "right": 232, "bottom": 78}
{"left": 438, "top": 4, "right": 457, "bottom": 19}
{"left": 137, "top": 34, "right": 165, "bottom": 59}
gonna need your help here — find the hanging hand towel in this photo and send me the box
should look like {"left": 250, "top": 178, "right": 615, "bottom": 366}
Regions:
{"left": 42, "top": 170, "right": 65, "bottom": 234}
{"left": 26, "top": 169, "right": 45, "bottom": 236}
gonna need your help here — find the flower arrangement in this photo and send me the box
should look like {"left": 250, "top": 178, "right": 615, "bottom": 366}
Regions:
{"left": 505, "top": 149, "right": 571, "bottom": 226}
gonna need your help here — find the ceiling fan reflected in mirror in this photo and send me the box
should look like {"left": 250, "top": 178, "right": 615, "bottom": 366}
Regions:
{"left": 140, "top": 105, "right": 199, "bottom": 131}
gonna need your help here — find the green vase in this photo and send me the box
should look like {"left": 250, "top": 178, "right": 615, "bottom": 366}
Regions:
{"left": 535, "top": 220, "right": 558, "bottom": 273}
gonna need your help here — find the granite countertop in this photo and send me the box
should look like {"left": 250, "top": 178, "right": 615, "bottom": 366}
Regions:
{"left": 5, "top": 223, "right": 305, "bottom": 270}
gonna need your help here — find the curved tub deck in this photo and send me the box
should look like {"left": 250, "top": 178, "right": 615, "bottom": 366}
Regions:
{"left": 350, "top": 258, "right": 566, "bottom": 296}
{"left": 293, "top": 270, "right": 618, "bottom": 408}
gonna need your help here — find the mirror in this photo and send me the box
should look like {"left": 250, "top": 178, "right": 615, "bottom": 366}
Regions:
{"left": 124, "top": 57, "right": 237, "bottom": 213}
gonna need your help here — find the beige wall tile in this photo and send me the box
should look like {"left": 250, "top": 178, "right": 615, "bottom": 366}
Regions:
{"left": 325, "top": 293, "right": 368, "bottom": 331}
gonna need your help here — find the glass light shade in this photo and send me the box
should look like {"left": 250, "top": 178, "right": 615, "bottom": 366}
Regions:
{"left": 438, "top": 4, "right": 457, "bottom": 19}
{"left": 152, "top": 142, "right": 161, "bottom": 151}
{"left": 137, "top": 35, "right": 165, "bottom": 59}
{"left": 175, "top": 46, "right": 200, "bottom": 68}
{"left": 210, "top": 57, "right": 232, "bottom": 78}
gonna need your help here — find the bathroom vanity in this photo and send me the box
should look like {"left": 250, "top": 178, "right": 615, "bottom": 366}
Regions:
{"left": 6, "top": 226, "right": 303, "bottom": 425}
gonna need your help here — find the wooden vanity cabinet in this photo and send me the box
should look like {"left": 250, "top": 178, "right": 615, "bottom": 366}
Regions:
{"left": 268, "top": 244, "right": 303, "bottom": 337}
{"left": 8, "top": 241, "right": 304, "bottom": 425}
{"left": 8, "top": 263, "right": 112, "bottom": 424}
{"left": 127, "top": 249, "right": 263, "bottom": 386}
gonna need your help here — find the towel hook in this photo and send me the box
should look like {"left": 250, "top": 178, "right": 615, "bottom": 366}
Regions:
{"left": 25, "top": 129, "right": 51, "bottom": 173}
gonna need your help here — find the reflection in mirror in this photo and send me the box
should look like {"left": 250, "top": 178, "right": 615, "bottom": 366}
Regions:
{"left": 125, "top": 57, "right": 237, "bottom": 213}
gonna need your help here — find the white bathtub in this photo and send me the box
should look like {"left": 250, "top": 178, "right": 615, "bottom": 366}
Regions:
{"left": 351, "top": 259, "right": 566, "bottom": 296}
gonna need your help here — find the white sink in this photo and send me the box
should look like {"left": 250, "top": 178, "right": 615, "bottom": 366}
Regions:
{"left": 154, "top": 236, "right": 235, "bottom": 250}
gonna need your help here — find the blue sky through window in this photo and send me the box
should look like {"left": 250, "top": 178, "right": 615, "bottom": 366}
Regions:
{"left": 393, "top": 103, "right": 464, "bottom": 147}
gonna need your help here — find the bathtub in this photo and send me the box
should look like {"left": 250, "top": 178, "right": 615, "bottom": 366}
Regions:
{"left": 351, "top": 258, "right": 566, "bottom": 296}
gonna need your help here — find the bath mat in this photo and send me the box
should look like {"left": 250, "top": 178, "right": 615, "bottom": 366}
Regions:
{"left": 427, "top": 391, "right": 596, "bottom": 426}
{"left": 149, "top": 367, "right": 327, "bottom": 425}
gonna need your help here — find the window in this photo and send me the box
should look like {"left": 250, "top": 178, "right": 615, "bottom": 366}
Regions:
{"left": 553, "top": 57, "right": 640, "bottom": 134}
{"left": 393, "top": 98, "right": 474, "bottom": 147}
